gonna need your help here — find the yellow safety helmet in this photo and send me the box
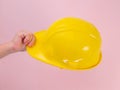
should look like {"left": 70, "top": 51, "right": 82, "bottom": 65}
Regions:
{"left": 27, "top": 17, "right": 102, "bottom": 70}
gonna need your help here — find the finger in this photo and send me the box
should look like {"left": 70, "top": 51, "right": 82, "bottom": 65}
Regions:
{"left": 27, "top": 34, "right": 36, "bottom": 47}
{"left": 25, "top": 33, "right": 33, "bottom": 45}
{"left": 17, "top": 31, "right": 28, "bottom": 42}
{"left": 23, "top": 33, "right": 33, "bottom": 45}
{"left": 17, "top": 30, "right": 27, "bottom": 37}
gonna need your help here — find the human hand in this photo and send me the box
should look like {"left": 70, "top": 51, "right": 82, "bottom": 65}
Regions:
{"left": 11, "top": 31, "right": 36, "bottom": 52}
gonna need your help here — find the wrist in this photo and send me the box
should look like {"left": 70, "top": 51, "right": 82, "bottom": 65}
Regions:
{"left": 7, "top": 41, "right": 17, "bottom": 53}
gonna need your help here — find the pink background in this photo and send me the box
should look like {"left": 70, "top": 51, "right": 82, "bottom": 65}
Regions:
{"left": 0, "top": 0, "right": 120, "bottom": 90}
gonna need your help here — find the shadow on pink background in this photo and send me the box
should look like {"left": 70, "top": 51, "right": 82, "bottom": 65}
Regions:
{"left": 0, "top": 0, "right": 120, "bottom": 90}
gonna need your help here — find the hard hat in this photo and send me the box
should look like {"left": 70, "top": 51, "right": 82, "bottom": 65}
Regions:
{"left": 27, "top": 17, "right": 102, "bottom": 70}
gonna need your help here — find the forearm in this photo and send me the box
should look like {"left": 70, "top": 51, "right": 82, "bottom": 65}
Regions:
{"left": 0, "top": 42, "right": 15, "bottom": 58}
